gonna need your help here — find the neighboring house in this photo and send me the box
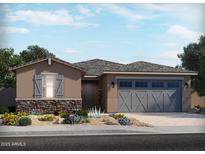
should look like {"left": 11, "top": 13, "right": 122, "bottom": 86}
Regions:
{"left": 11, "top": 58, "right": 197, "bottom": 113}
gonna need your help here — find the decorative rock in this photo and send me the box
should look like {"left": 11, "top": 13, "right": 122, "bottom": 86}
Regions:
{"left": 53, "top": 117, "right": 64, "bottom": 124}
{"left": 128, "top": 117, "right": 153, "bottom": 127}
{"left": 101, "top": 115, "right": 119, "bottom": 125}
{"left": 16, "top": 99, "right": 82, "bottom": 114}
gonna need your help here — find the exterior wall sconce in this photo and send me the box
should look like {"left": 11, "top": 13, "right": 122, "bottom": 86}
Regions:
{"left": 111, "top": 81, "right": 115, "bottom": 88}
{"left": 184, "top": 82, "right": 189, "bottom": 89}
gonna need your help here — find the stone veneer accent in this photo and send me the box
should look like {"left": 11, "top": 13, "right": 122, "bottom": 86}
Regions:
{"left": 16, "top": 99, "right": 82, "bottom": 114}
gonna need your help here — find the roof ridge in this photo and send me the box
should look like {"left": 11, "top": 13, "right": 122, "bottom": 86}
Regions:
{"left": 74, "top": 58, "right": 124, "bottom": 65}
{"left": 125, "top": 60, "right": 179, "bottom": 69}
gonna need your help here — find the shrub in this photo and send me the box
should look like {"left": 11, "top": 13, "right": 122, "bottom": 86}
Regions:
{"left": 19, "top": 116, "right": 32, "bottom": 126}
{"left": 63, "top": 114, "right": 81, "bottom": 124}
{"left": 118, "top": 117, "right": 130, "bottom": 126}
{"left": 16, "top": 111, "right": 29, "bottom": 117}
{"left": 54, "top": 111, "right": 59, "bottom": 116}
{"left": 111, "top": 113, "right": 125, "bottom": 119}
{"left": 8, "top": 106, "right": 16, "bottom": 113}
{"left": 75, "top": 109, "right": 88, "bottom": 117}
{"left": 38, "top": 115, "right": 55, "bottom": 121}
{"left": 59, "top": 111, "right": 70, "bottom": 118}
{"left": 80, "top": 116, "right": 89, "bottom": 123}
{"left": 194, "top": 105, "right": 201, "bottom": 110}
{"left": 2, "top": 113, "right": 19, "bottom": 126}
{"left": 0, "top": 106, "right": 9, "bottom": 114}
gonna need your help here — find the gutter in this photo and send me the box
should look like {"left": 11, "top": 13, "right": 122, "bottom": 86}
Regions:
{"left": 103, "top": 71, "right": 198, "bottom": 76}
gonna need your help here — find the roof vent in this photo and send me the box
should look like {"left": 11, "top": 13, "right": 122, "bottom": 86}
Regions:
{"left": 48, "top": 58, "right": 52, "bottom": 65}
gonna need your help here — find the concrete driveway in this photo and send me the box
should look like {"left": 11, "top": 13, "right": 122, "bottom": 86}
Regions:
{"left": 124, "top": 113, "right": 205, "bottom": 126}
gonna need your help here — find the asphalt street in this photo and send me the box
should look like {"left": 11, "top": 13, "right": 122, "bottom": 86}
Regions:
{"left": 0, "top": 133, "right": 205, "bottom": 151}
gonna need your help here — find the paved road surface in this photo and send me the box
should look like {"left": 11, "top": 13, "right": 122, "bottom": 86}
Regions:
{"left": 0, "top": 133, "right": 205, "bottom": 151}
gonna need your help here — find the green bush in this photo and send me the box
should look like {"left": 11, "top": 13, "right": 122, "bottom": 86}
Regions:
{"left": 111, "top": 113, "right": 126, "bottom": 119}
{"left": 59, "top": 111, "right": 70, "bottom": 118}
{"left": 19, "top": 116, "right": 32, "bottom": 126}
{"left": 16, "top": 111, "right": 29, "bottom": 117}
{"left": 2, "top": 113, "right": 19, "bottom": 126}
{"left": 38, "top": 115, "right": 55, "bottom": 121}
{"left": 75, "top": 109, "right": 88, "bottom": 117}
{"left": 0, "top": 106, "right": 9, "bottom": 114}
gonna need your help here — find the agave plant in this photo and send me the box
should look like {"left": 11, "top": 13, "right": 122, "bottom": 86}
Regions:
{"left": 88, "top": 106, "right": 102, "bottom": 118}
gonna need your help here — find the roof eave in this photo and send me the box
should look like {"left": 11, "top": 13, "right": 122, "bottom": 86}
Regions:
{"left": 103, "top": 71, "right": 198, "bottom": 76}
{"left": 10, "top": 58, "right": 86, "bottom": 73}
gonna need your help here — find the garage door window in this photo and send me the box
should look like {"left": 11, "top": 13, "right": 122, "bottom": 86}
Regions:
{"left": 119, "top": 81, "right": 132, "bottom": 88}
{"left": 167, "top": 82, "right": 179, "bottom": 88}
{"left": 152, "top": 82, "right": 164, "bottom": 88}
{"left": 135, "top": 82, "right": 148, "bottom": 88}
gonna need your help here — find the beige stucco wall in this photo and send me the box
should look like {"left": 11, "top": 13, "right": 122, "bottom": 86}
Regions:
{"left": 102, "top": 74, "right": 192, "bottom": 112}
{"left": 16, "top": 60, "right": 82, "bottom": 98}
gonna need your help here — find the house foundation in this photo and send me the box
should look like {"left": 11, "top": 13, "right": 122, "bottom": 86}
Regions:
{"left": 16, "top": 99, "right": 82, "bottom": 114}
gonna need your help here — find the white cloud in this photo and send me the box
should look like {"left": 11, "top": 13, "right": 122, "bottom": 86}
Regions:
{"left": 0, "top": 26, "right": 29, "bottom": 33}
{"left": 5, "top": 9, "right": 98, "bottom": 28}
{"left": 167, "top": 25, "right": 202, "bottom": 41}
{"left": 0, "top": 4, "right": 11, "bottom": 13}
{"left": 150, "top": 50, "right": 182, "bottom": 66}
{"left": 102, "top": 4, "right": 145, "bottom": 21}
{"left": 78, "top": 5, "right": 94, "bottom": 17}
{"left": 139, "top": 4, "right": 205, "bottom": 24}
{"left": 63, "top": 48, "right": 80, "bottom": 54}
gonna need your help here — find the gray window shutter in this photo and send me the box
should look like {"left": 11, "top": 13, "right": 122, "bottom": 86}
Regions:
{"left": 55, "top": 74, "right": 64, "bottom": 98}
{"left": 34, "top": 74, "right": 42, "bottom": 98}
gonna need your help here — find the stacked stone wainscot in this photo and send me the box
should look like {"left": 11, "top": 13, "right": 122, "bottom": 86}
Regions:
{"left": 16, "top": 99, "right": 82, "bottom": 114}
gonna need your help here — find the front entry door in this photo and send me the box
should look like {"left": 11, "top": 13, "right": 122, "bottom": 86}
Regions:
{"left": 82, "top": 80, "right": 99, "bottom": 109}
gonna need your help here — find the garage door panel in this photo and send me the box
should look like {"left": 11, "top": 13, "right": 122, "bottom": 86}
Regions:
{"left": 133, "top": 90, "right": 148, "bottom": 112}
{"left": 164, "top": 90, "right": 178, "bottom": 112}
{"left": 148, "top": 91, "right": 164, "bottom": 112}
{"left": 118, "top": 90, "right": 132, "bottom": 112}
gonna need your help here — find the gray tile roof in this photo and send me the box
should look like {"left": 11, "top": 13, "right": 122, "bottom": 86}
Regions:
{"left": 73, "top": 59, "right": 123, "bottom": 76}
{"left": 74, "top": 59, "right": 195, "bottom": 76}
{"left": 12, "top": 57, "right": 196, "bottom": 76}
{"left": 119, "top": 61, "right": 195, "bottom": 73}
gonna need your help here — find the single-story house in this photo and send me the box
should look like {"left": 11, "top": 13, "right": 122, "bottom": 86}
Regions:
{"left": 11, "top": 57, "right": 197, "bottom": 113}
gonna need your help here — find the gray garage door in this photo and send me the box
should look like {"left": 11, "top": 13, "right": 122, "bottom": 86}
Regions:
{"left": 118, "top": 79, "right": 182, "bottom": 112}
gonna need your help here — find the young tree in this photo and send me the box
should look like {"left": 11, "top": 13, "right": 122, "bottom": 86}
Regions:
{"left": 0, "top": 45, "right": 56, "bottom": 88}
{"left": 178, "top": 35, "right": 205, "bottom": 96}
{"left": 0, "top": 48, "right": 23, "bottom": 87}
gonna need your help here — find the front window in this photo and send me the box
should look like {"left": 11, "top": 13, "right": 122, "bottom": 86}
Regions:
{"left": 42, "top": 74, "right": 56, "bottom": 98}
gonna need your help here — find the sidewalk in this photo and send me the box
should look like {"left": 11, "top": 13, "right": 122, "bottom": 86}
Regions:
{"left": 0, "top": 124, "right": 205, "bottom": 137}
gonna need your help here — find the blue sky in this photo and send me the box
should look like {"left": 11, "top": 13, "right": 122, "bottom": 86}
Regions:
{"left": 0, "top": 3, "right": 204, "bottom": 66}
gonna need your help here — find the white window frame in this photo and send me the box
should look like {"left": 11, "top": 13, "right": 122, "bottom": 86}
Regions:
{"left": 41, "top": 73, "right": 57, "bottom": 98}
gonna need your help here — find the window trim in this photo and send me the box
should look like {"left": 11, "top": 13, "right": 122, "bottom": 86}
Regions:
{"left": 41, "top": 73, "right": 57, "bottom": 99}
